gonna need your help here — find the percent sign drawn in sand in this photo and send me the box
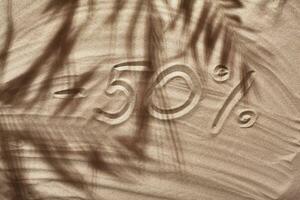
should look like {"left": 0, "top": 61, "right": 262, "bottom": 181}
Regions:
{"left": 94, "top": 61, "right": 255, "bottom": 135}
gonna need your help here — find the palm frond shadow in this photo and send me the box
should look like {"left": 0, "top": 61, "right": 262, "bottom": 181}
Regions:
{"left": 0, "top": 0, "right": 14, "bottom": 81}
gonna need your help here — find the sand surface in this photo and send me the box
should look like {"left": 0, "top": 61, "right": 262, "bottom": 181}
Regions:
{"left": 0, "top": 1, "right": 299, "bottom": 200}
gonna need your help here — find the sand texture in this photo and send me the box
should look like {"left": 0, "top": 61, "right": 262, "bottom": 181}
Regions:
{"left": 0, "top": 0, "right": 299, "bottom": 200}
